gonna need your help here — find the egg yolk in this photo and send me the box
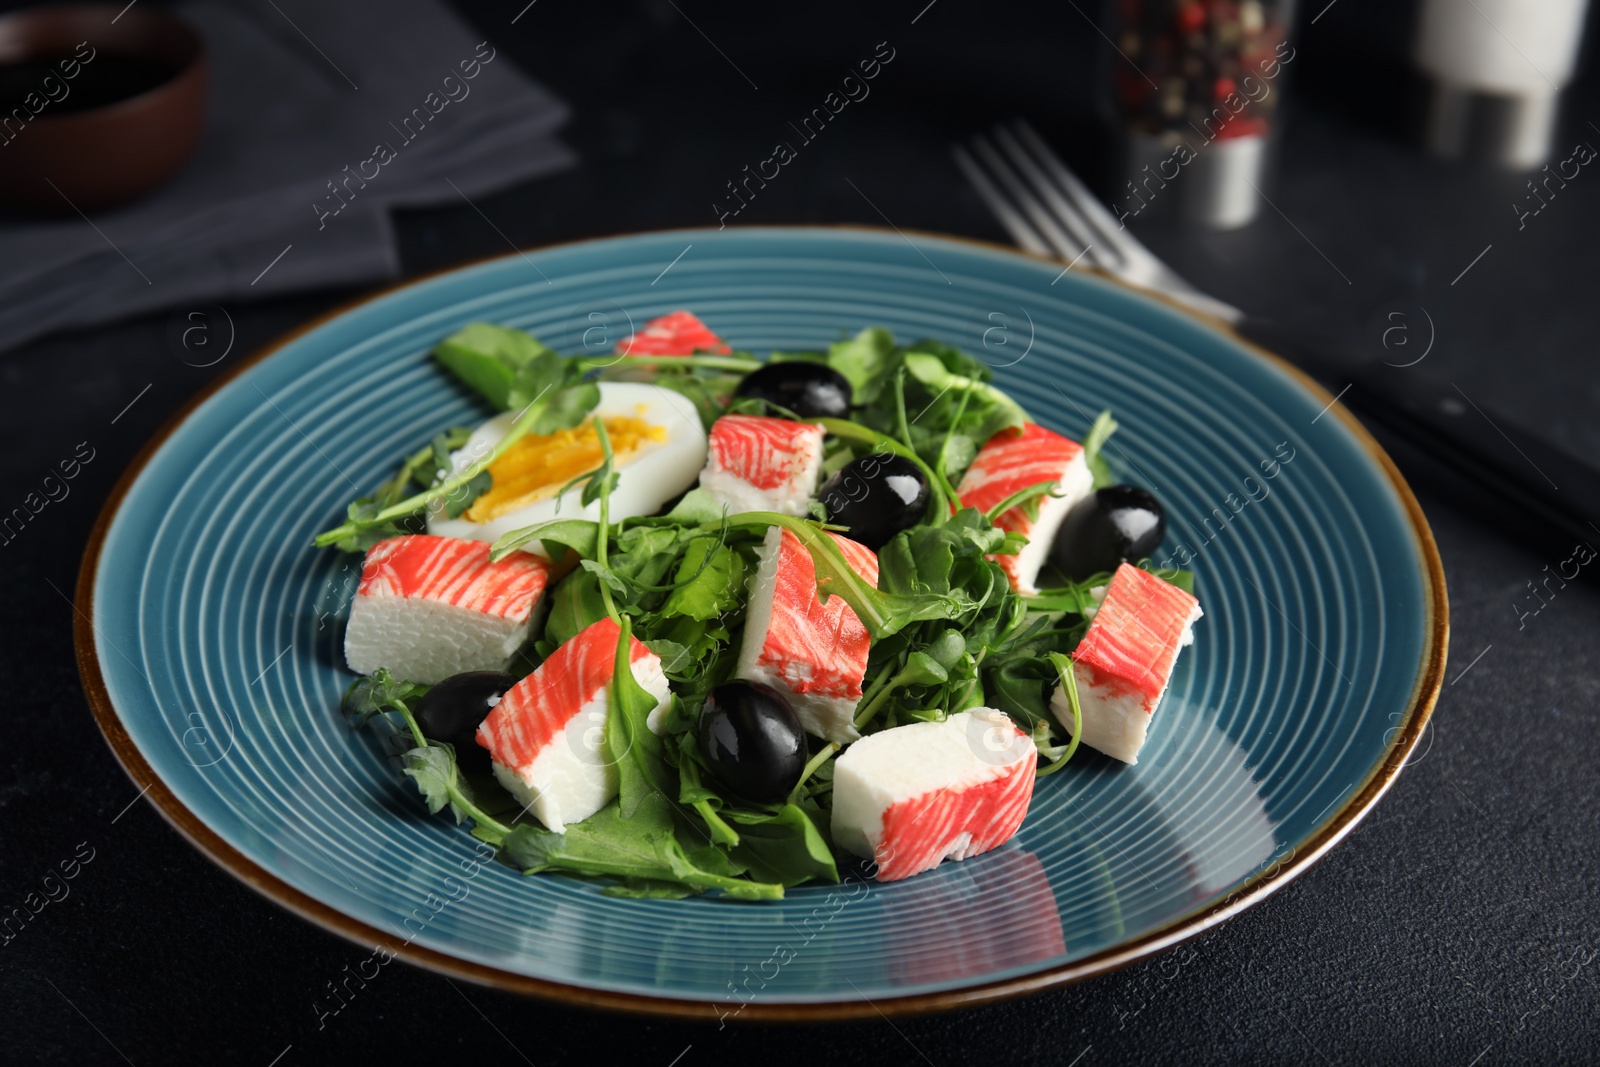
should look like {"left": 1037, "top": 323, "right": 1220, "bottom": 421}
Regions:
{"left": 465, "top": 413, "right": 666, "bottom": 523}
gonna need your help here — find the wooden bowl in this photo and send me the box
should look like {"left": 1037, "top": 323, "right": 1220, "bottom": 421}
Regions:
{"left": 0, "top": 4, "right": 206, "bottom": 213}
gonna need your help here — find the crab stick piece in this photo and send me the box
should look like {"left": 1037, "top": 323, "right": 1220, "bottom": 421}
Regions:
{"left": 1051, "top": 562, "right": 1202, "bottom": 764}
{"left": 343, "top": 535, "right": 551, "bottom": 684}
{"left": 736, "top": 526, "right": 878, "bottom": 744}
{"left": 475, "top": 616, "right": 670, "bottom": 832}
{"left": 955, "top": 422, "right": 1094, "bottom": 594}
{"left": 698, "top": 414, "right": 826, "bottom": 518}
{"left": 831, "top": 709, "right": 1037, "bottom": 882}
{"left": 616, "top": 310, "right": 729, "bottom": 356}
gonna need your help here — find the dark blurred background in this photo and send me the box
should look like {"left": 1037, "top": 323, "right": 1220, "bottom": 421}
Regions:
{"left": 3, "top": 1, "right": 1598, "bottom": 1064}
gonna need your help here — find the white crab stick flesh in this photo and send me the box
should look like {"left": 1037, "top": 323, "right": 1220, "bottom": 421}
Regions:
{"left": 831, "top": 708, "right": 1037, "bottom": 882}
{"left": 698, "top": 413, "right": 826, "bottom": 517}
{"left": 1051, "top": 562, "right": 1202, "bottom": 765}
{"left": 475, "top": 616, "right": 670, "bottom": 832}
{"left": 736, "top": 525, "right": 878, "bottom": 744}
{"left": 955, "top": 422, "right": 1094, "bottom": 595}
{"left": 343, "top": 534, "right": 551, "bottom": 685}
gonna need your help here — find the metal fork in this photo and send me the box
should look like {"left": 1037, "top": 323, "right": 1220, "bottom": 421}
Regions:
{"left": 956, "top": 119, "right": 1600, "bottom": 552}
{"left": 954, "top": 121, "right": 1243, "bottom": 324}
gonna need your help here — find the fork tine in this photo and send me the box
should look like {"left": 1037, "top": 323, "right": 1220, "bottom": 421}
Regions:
{"left": 991, "top": 125, "right": 1116, "bottom": 268}
{"left": 1010, "top": 120, "right": 1150, "bottom": 261}
{"left": 952, "top": 145, "right": 1054, "bottom": 258}
{"left": 1008, "top": 119, "right": 1243, "bottom": 321}
{"left": 965, "top": 132, "right": 1087, "bottom": 264}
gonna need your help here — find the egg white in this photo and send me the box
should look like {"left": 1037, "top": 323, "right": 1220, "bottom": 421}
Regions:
{"left": 428, "top": 382, "right": 708, "bottom": 551}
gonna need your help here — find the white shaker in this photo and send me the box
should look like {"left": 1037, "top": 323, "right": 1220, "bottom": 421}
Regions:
{"left": 1416, "top": 0, "right": 1591, "bottom": 168}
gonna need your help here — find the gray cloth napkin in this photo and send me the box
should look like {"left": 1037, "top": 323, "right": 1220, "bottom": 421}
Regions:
{"left": 0, "top": 0, "right": 575, "bottom": 352}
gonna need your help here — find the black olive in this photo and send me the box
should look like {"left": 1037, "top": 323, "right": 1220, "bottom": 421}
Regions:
{"left": 817, "top": 453, "right": 930, "bottom": 550}
{"left": 733, "top": 361, "right": 853, "bottom": 419}
{"left": 697, "top": 681, "right": 807, "bottom": 804}
{"left": 413, "top": 670, "right": 518, "bottom": 773}
{"left": 1049, "top": 485, "right": 1167, "bottom": 581}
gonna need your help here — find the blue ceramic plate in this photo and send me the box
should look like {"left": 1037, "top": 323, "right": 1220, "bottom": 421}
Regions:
{"left": 77, "top": 228, "right": 1445, "bottom": 1019}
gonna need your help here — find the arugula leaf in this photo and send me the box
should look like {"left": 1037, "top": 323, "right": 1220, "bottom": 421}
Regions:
{"left": 500, "top": 800, "right": 781, "bottom": 900}
{"left": 853, "top": 502, "right": 1082, "bottom": 732}
{"left": 643, "top": 638, "right": 696, "bottom": 674}
{"left": 543, "top": 568, "right": 610, "bottom": 650}
{"left": 663, "top": 487, "right": 728, "bottom": 525}
{"left": 985, "top": 655, "right": 1055, "bottom": 729}
{"left": 637, "top": 607, "right": 739, "bottom": 714}
{"left": 1026, "top": 563, "right": 1190, "bottom": 614}
{"left": 322, "top": 509, "right": 415, "bottom": 554}
{"left": 853, "top": 650, "right": 949, "bottom": 729}
{"left": 982, "top": 478, "right": 1060, "bottom": 524}
{"left": 901, "top": 352, "right": 1027, "bottom": 434}
{"left": 490, "top": 519, "right": 600, "bottom": 563}
{"left": 581, "top": 559, "right": 631, "bottom": 595}
{"left": 606, "top": 615, "right": 671, "bottom": 816}
{"left": 826, "top": 327, "right": 896, "bottom": 404}
{"left": 1023, "top": 574, "right": 1109, "bottom": 616}
{"left": 1035, "top": 653, "right": 1082, "bottom": 776}
{"left": 443, "top": 470, "right": 492, "bottom": 519}
{"left": 659, "top": 538, "right": 746, "bottom": 621}
{"left": 902, "top": 337, "right": 992, "bottom": 380}
{"left": 610, "top": 525, "right": 694, "bottom": 588}
{"left": 877, "top": 508, "right": 1007, "bottom": 598}
{"left": 434, "top": 322, "right": 558, "bottom": 411}
{"left": 726, "top": 803, "right": 839, "bottom": 886}
{"left": 675, "top": 752, "right": 743, "bottom": 848}
{"left": 1082, "top": 409, "right": 1119, "bottom": 489}
{"left": 601, "top": 880, "right": 699, "bottom": 900}
{"left": 386, "top": 428, "right": 472, "bottom": 507}
{"left": 720, "top": 513, "right": 966, "bottom": 639}
{"left": 934, "top": 388, "right": 978, "bottom": 490}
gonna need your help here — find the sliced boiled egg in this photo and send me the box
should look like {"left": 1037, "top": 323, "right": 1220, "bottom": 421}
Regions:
{"left": 428, "top": 382, "right": 707, "bottom": 550}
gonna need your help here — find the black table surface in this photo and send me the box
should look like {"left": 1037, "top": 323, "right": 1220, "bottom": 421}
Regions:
{"left": 4, "top": 2, "right": 1598, "bottom": 1064}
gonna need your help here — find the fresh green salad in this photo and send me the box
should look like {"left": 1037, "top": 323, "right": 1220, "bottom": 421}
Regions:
{"left": 320, "top": 311, "right": 1191, "bottom": 899}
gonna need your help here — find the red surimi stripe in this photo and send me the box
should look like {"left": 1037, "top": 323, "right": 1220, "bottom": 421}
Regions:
{"left": 708, "top": 414, "right": 823, "bottom": 491}
{"left": 1073, "top": 562, "right": 1199, "bottom": 706}
{"left": 754, "top": 529, "right": 878, "bottom": 699}
{"left": 616, "top": 310, "right": 730, "bottom": 356}
{"left": 955, "top": 422, "right": 1084, "bottom": 588}
{"left": 358, "top": 535, "right": 550, "bottom": 622}
{"left": 874, "top": 754, "right": 1035, "bottom": 882}
{"left": 956, "top": 422, "right": 1084, "bottom": 524}
{"left": 475, "top": 616, "right": 655, "bottom": 771}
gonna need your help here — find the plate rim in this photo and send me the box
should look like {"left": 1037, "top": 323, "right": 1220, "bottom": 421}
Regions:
{"left": 73, "top": 224, "right": 1448, "bottom": 1022}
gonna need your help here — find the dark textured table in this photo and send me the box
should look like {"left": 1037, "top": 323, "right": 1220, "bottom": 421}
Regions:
{"left": 4, "top": 2, "right": 1598, "bottom": 1064}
